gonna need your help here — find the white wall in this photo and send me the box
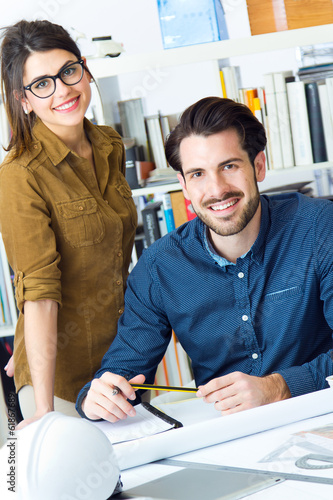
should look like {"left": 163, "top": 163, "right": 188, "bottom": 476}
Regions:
{"left": 1, "top": 0, "right": 164, "bottom": 56}
{"left": 0, "top": 1, "right": 301, "bottom": 118}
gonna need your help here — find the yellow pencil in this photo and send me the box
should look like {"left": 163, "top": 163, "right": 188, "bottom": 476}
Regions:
{"left": 131, "top": 383, "right": 198, "bottom": 393}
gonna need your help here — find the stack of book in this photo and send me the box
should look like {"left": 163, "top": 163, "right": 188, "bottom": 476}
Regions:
{"left": 220, "top": 65, "right": 333, "bottom": 169}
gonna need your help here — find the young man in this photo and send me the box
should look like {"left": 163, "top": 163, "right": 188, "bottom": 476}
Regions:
{"left": 76, "top": 97, "right": 333, "bottom": 422}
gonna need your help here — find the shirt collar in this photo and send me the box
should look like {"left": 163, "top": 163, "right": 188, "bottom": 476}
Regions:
{"left": 202, "top": 195, "right": 270, "bottom": 268}
{"left": 31, "top": 117, "right": 113, "bottom": 167}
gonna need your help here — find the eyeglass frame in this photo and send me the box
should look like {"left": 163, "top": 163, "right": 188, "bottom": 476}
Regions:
{"left": 23, "top": 59, "right": 86, "bottom": 99}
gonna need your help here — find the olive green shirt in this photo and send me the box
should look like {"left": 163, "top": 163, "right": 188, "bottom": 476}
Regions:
{"left": 0, "top": 118, "right": 137, "bottom": 402}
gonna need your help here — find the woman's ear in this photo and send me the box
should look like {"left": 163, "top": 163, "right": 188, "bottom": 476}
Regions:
{"left": 13, "top": 89, "right": 32, "bottom": 114}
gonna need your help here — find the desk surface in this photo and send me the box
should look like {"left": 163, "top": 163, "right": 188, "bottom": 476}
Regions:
{"left": 119, "top": 411, "right": 333, "bottom": 499}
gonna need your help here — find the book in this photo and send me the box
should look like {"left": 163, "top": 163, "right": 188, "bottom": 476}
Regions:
{"left": 141, "top": 201, "right": 163, "bottom": 246}
{"left": 123, "top": 138, "right": 141, "bottom": 189}
{"left": 157, "top": 0, "right": 229, "bottom": 49}
{"left": 305, "top": 81, "right": 328, "bottom": 163}
{"left": 184, "top": 199, "right": 197, "bottom": 221}
{"left": 246, "top": 0, "right": 333, "bottom": 35}
{"left": 145, "top": 115, "right": 168, "bottom": 170}
{"left": 246, "top": 0, "right": 288, "bottom": 35}
{"left": 219, "top": 70, "right": 227, "bottom": 98}
{"left": 159, "top": 113, "right": 171, "bottom": 143}
{"left": 156, "top": 203, "right": 168, "bottom": 238}
{"left": 284, "top": 0, "right": 333, "bottom": 30}
{"left": 169, "top": 191, "right": 188, "bottom": 228}
{"left": 91, "top": 401, "right": 182, "bottom": 445}
{"left": 263, "top": 73, "right": 284, "bottom": 169}
{"left": 118, "top": 98, "right": 149, "bottom": 161}
{"left": 318, "top": 84, "right": 333, "bottom": 162}
{"left": 273, "top": 72, "right": 295, "bottom": 168}
{"left": 286, "top": 81, "right": 313, "bottom": 166}
{"left": 162, "top": 193, "right": 176, "bottom": 232}
{"left": 245, "top": 88, "right": 258, "bottom": 114}
{"left": 220, "top": 66, "right": 241, "bottom": 102}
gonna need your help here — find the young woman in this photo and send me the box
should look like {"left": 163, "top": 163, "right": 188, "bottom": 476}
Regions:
{"left": 0, "top": 20, "right": 137, "bottom": 428}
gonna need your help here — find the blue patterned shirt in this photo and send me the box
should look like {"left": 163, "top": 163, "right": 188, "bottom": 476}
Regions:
{"left": 77, "top": 193, "right": 333, "bottom": 413}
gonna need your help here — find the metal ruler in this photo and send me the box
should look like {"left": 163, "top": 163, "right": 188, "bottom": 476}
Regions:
{"left": 155, "top": 458, "right": 333, "bottom": 485}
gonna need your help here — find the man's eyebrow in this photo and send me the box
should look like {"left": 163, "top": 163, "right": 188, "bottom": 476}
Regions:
{"left": 218, "top": 157, "right": 244, "bottom": 166}
{"left": 184, "top": 157, "right": 244, "bottom": 176}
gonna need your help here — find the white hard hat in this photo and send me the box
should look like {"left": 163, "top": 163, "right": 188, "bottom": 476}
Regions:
{"left": 0, "top": 411, "right": 121, "bottom": 500}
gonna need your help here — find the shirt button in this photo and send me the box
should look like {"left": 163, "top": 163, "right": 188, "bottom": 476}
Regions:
{"left": 78, "top": 206, "right": 84, "bottom": 211}
{"left": 238, "top": 272, "right": 244, "bottom": 279}
{"left": 34, "top": 145, "right": 38, "bottom": 149}
{"left": 118, "top": 308, "right": 124, "bottom": 315}
{"left": 242, "top": 314, "right": 248, "bottom": 322}
{"left": 117, "top": 252, "right": 122, "bottom": 257}
{"left": 252, "top": 353, "right": 259, "bottom": 360}
{"left": 116, "top": 280, "right": 121, "bottom": 286}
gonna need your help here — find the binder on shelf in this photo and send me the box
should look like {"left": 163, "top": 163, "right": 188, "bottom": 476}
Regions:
{"left": 220, "top": 66, "right": 241, "bottom": 102}
{"left": 273, "top": 72, "right": 295, "bottom": 168}
{"left": 286, "top": 81, "right": 313, "bottom": 166}
{"left": 157, "top": 0, "right": 229, "bottom": 49}
{"left": 305, "top": 81, "right": 328, "bottom": 163}
{"left": 246, "top": 0, "right": 333, "bottom": 35}
{"left": 162, "top": 193, "right": 176, "bottom": 233}
{"left": 145, "top": 115, "right": 168, "bottom": 170}
{"left": 118, "top": 98, "right": 149, "bottom": 162}
{"left": 284, "top": 0, "right": 333, "bottom": 30}
{"left": 142, "top": 201, "right": 163, "bottom": 247}
{"left": 123, "top": 137, "right": 141, "bottom": 190}
{"left": 169, "top": 191, "right": 188, "bottom": 228}
{"left": 318, "top": 84, "right": 333, "bottom": 162}
{"left": 263, "top": 73, "right": 283, "bottom": 169}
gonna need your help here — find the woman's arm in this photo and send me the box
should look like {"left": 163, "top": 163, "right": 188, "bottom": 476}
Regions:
{"left": 17, "top": 299, "right": 58, "bottom": 429}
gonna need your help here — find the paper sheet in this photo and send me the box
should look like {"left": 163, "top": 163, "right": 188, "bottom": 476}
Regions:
{"left": 114, "top": 388, "right": 333, "bottom": 470}
{"left": 91, "top": 403, "right": 176, "bottom": 444}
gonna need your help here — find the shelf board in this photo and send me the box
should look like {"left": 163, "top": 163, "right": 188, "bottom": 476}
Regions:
{"left": 88, "top": 24, "right": 333, "bottom": 79}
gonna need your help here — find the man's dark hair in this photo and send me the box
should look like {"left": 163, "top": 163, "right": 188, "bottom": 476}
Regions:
{"left": 165, "top": 96, "right": 267, "bottom": 174}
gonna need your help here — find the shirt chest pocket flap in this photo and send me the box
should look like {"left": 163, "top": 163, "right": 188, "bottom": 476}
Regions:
{"left": 57, "top": 197, "right": 105, "bottom": 248}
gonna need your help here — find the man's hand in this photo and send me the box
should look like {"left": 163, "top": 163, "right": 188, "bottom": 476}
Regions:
{"left": 197, "top": 372, "right": 291, "bottom": 415}
{"left": 82, "top": 373, "right": 146, "bottom": 422}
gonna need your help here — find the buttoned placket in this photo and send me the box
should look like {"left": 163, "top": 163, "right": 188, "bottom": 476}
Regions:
{"left": 232, "top": 257, "right": 262, "bottom": 374}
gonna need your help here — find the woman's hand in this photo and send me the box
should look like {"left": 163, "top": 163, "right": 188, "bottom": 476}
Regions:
{"left": 4, "top": 355, "right": 14, "bottom": 377}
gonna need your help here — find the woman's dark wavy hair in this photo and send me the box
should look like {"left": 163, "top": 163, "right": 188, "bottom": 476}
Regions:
{"left": 165, "top": 96, "right": 267, "bottom": 175}
{"left": 0, "top": 19, "right": 90, "bottom": 158}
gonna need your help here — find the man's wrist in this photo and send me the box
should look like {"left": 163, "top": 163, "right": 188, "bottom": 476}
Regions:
{"left": 265, "top": 373, "right": 291, "bottom": 403}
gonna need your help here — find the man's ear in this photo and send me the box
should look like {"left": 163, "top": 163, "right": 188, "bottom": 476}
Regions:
{"left": 254, "top": 151, "right": 266, "bottom": 183}
{"left": 177, "top": 172, "right": 190, "bottom": 201}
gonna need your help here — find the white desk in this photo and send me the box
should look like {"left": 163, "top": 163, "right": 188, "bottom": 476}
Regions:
{"left": 116, "top": 396, "right": 333, "bottom": 499}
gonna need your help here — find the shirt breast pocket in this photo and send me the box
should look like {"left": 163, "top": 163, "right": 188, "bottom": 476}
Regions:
{"left": 264, "top": 285, "right": 303, "bottom": 303}
{"left": 57, "top": 197, "right": 105, "bottom": 248}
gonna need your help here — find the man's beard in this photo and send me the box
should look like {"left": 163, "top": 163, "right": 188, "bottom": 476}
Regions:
{"left": 192, "top": 188, "right": 260, "bottom": 237}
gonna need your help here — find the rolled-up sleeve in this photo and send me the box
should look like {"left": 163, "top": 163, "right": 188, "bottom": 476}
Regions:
{"left": 0, "top": 162, "right": 61, "bottom": 312}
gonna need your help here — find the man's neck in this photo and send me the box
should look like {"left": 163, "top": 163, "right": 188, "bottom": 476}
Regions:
{"left": 208, "top": 204, "right": 262, "bottom": 264}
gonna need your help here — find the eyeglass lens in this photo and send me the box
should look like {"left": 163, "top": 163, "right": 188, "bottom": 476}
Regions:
{"left": 30, "top": 62, "right": 84, "bottom": 98}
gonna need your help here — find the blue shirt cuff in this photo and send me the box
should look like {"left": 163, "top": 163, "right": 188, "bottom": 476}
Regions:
{"left": 275, "top": 365, "right": 316, "bottom": 397}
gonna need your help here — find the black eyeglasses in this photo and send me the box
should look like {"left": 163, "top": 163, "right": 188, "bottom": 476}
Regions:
{"left": 24, "top": 59, "right": 85, "bottom": 99}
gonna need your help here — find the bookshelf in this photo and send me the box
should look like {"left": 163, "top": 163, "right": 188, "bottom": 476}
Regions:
{"left": 0, "top": 235, "right": 17, "bottom": 338}
{"left": 88, "top": 23, "right": 333, "bottom": 197}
